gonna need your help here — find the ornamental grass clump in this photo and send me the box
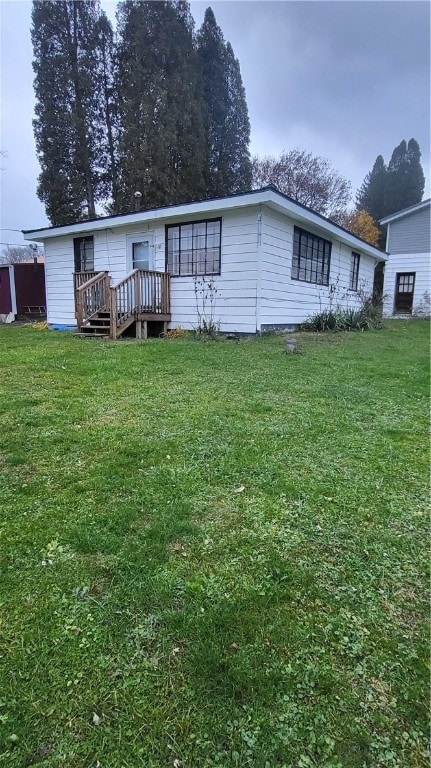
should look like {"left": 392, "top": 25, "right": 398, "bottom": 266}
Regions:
{"left": 300, "top": 294, "right": 383, "bottom": 332}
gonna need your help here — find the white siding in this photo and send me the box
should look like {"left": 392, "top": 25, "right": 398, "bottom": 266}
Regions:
{"left": 383, "top": 252, "right": 431, "bottom": 317}
{"left": 386, "top": 206, "right": 431, "bottom": 254}
{"left": 44, "top": 237, "right": 76, "bottom": 326}
{"left": 43, "top": 209, "right": 259, "bottom": 332}
{"left": 42, "top": 203, "right": 381, "bottom": 332}
{"left": 169, "top": 209, "right": 258, "bottom": 333}
{"left": 259, "top": 209, "right": 375, "bottom": 329}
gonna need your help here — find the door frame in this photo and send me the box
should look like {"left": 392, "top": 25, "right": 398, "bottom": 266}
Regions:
{"left": 126, "top": 232, "right": 155, "bottom": 273}
{"left": 394, "top": 272, "right": 416, "bottom": 314}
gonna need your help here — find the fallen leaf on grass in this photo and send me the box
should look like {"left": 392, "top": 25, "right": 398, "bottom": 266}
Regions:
{"left": 229, "top": 642, "right": 240, "bottom": 651}
{"left": 92, "top": 712, "right": 101, "bottom": 726}
{"left": 233, "top": 485, "right": 245, "bottom": 494}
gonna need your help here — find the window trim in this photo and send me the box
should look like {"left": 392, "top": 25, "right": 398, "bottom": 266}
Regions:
{"left": 73, "top": 235, "right": 94, "bottom": 273}
{"left": 291, "top": 226, "right": 331, "bottom": 286}
{"left": 349, "top": 251, "right": 360, "bottom": 292}
{"left": 165, "top": 217, "right": 222, "bottom": 277}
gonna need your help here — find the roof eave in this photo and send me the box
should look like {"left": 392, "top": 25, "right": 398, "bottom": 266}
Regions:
{"left": 379, "top": 198, "right": 431, "bottom": 225}
{"left": 23, "top": 186, "right": 387, "bottom": 260}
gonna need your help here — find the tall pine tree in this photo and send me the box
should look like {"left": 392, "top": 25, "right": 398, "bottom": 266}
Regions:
{"left": 356, "top": 139, "right": 425, "bottom": 223}
{"left": 115, "top": 0, "right": 206, "bottom": 212}
{"left": 94, "top": 11, "right": 119, "bottom": 211}
{"left": 356, "top": 154, "right": 387, "bottom": 222}
{"left": 385, "top": 138, "right": 425, "bottom": 215}
{"left": 32, "top": 0, "right": 106, "bottom": 224}
{"left": 197, "top": 8, "right": 251, "bottom": 198}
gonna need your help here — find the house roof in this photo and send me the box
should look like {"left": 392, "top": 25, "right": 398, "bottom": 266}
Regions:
{"left": 23, "top": 186, "right": 387, "bottom": 261}
{"left": 379, "top": 198, "right": 431, "bottom": 225}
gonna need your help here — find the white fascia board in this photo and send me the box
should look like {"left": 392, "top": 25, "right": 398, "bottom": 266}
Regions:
{"left": 264, "top": 190, "right": 387, "bottom": 261}
{"left": 22, "top": 191, "right": 270, "bottom": 242}
{"left": 23, "top": 186, "right": 387, "bottom": 261}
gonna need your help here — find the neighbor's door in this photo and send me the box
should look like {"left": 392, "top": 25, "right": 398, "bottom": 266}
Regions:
{"left": 394, "top": 272, "right": 415, "bottom": 314}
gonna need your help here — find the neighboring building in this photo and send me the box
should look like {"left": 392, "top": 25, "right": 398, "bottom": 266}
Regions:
{"left": 380, "top": 199, "right": 430, "bottom": 317}
{"left": 0, "top": 262, "right": 46, "bottom": 323}
{"left": 23, "top": 187, "right": 386, "bottom": 337}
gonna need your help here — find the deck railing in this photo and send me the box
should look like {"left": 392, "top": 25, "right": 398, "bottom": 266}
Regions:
{"left": 73, "top": 271, "right": 98, "bottom": 291}
{"left": 75, "top": 271, "right": 110, "bottom": 327}
{"left": 111, "top": 269, "right": 170, "bottom": 338}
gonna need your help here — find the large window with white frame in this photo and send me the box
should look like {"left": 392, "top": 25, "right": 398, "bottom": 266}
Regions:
{"left": 291, "top": 227, "right": 331, "bottom": 285}
{"left": 166, "top": 218, "right": 221, "bottom": 276}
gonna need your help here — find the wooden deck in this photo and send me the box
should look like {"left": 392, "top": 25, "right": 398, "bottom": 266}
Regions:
{"left": 74, "top": 270, "right": 171, "bottom": 339}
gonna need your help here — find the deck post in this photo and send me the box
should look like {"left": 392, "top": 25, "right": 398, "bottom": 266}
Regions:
{"left": 135, "top": 270, "right": 141, "bottom": 313}
{"left": 136, "top": 320, "right": 142, "bottom": 339}
{"left": 142, "top": 320, "right": 148, "bottom": 340}
{"left": 110, "top": 287, "right": 117, "bottom": 339}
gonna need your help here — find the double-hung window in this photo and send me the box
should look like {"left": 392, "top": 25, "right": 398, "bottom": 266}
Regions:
{"left": 349, "top": 252, "right": 360, "bottom": 291}
{"left": 73, "top": 236, "right": 94, "bottom": 272}
{"left": 166, "top": 218, "right": 221, "bottom": 276}
{"left": 291, "top": 227, "right": 331, "bottom": 285}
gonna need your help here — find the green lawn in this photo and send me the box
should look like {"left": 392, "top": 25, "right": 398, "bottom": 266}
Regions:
{"left": 0, "top": 321, "right": 429, "bottom": 768}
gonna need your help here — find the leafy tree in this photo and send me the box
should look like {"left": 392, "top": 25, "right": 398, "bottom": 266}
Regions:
{"left": 115, "top": 0, "right": 206, "bottom": 212}
{"left": 32, "top": 0, "right": 109, "bottom": 225}
{"left": 252, "top": 150, "right": 351, "bottom": 220}
{"left": 385, "top": 138, "right": 425, "bottom": 215}
{"left": 197, "top": 8, "right": 251, "bottom": 198}
{"left": 340, "top": 209, "right": 381, "bottom": 247}
{"left": 356, "top": 155, "right": 387, "bottom": 222}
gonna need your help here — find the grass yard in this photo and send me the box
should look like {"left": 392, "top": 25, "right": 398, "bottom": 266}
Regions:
{"left": 0, "top": 321, "right": 429, "bottom": 768}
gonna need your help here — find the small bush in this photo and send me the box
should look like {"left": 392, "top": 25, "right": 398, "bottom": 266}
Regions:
{"left": 300, "top": 295, "right": 382, "bottom": 332}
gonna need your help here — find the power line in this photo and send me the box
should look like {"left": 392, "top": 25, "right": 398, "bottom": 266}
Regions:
{"left": 0, "top": 242, "right": 39, "bottom": 247}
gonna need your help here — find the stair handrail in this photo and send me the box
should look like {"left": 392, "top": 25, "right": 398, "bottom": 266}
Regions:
{"left": 75, "top": 271, "right": 110, "bottom": 327}
{"left": 110, "top": 269, "right": 171, "bottom": 338}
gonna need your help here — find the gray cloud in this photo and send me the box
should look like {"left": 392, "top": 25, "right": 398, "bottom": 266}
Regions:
{"left": 1, "top": 0, "right": 429, "bottom": 245}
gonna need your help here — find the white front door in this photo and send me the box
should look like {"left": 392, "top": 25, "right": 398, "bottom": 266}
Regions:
{"left": 130, "top": 236, "right": 154, "bottom": 272}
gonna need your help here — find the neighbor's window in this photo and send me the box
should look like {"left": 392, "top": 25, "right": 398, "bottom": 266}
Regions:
{"left": 291, "top": 227, "right": 331, "bottom": 285}
{"left": 73, "top": 236, "right": 94, "bottom": 272}
{"left": 166, "top": 218, "right": 221, "bottom": 276}
{"left": 349, "top": 251, "right": 360, "bottom": 291}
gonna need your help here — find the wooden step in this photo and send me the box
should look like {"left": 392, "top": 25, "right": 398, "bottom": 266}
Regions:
{"left": 79, "top": 327, "right": 110, "bottom": 334}
{"left": 75, "top": 332, "right": 110, "bottom": 339}
{"left": 81, "top": 323, "right": 110, "bottom": 330}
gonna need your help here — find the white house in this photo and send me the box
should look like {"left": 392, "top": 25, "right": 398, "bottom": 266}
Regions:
{"left": 23, "top": 186, "right": 386, "bottom": 337}
{"left": 380, "top": 199, "right": 430, "bottom": 317}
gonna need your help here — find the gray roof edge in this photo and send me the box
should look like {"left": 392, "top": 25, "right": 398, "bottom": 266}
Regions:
{"left": 379, "top": 198, "right": 431, "bottom": 225}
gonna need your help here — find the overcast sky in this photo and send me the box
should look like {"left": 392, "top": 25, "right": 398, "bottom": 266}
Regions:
{"left": 0, "top": 0, "right": 429, "bottom": 248}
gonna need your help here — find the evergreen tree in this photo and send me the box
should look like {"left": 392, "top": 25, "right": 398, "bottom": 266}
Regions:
{"left": 356, "top": 139, "right": 425, "bottom": 224}
{"left": 115, "top": 0, "right": 206, "bottom": 212}
{"left": 31, "top": 0, "right": 105, "bottom": 225}
{"left": 385, "top": 138, "right": 425, "bottom": 214}
{"left": 95, "top": 11, "right": 119, "bottom": 211}
{"left": 356, "top": 155, "right": 387, "bottom": 222}
{"left": 224, "top": 42, "right": 252, "bottom": 192}
{"left": 197, "top": 8, "right": 251, "bottom": 198}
